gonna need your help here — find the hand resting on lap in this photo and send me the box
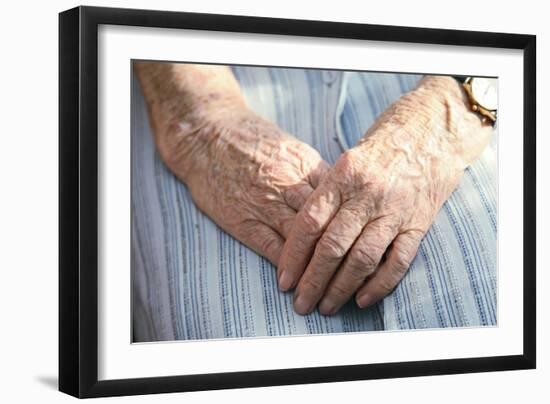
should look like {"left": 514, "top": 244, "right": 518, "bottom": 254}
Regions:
{"left": 276, "top": 76, "right": 494, "bottom": 315}
{"left": 135, "top": 62, "right": 329, "bottom": 265}
{"left": 136, "top": 63, "right": 493, "bottom": 316}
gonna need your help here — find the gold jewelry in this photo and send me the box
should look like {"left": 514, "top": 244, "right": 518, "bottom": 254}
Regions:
{"left": 462, "top": 77, "right": 498, "bottom": 124}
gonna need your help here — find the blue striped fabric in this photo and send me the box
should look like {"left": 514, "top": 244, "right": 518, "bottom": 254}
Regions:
{"left": 131, "top": 66, "right": 497, "bottom": 342}
{"left": 340, "top": 72, "right": 497, "bottom": 330}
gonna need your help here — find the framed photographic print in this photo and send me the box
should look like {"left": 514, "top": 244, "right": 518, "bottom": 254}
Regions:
{"left": 59, "top": 5, "right": 536, "bottom": 398}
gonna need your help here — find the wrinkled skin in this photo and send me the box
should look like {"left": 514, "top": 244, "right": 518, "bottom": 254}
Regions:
{"left": 277, "top": 76, "right": 494, "bottom": 315}
{"left": 169, "top": 110, "right": 329, "bottom": 265}
{"left": 135, "top": 62, "right": 329, "bottom": 265}
{"left": 137, "top": 64, "right": 494, "bottom": 316}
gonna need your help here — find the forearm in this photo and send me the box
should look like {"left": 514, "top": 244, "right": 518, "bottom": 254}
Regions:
{"left": 358, "top": 75, "right": 494, "bottom": 171}
{"left": 134, "top": 62, "right": 247, "bottom": 121}
{"left": 134, "top": 62, "right": 250, "bottom": 182}
{"left": 351, "top": 75, "right": 494, "bottom": 216}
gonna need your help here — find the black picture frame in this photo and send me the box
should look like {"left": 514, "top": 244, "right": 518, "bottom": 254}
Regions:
{"left": 59, "top": 5, "right": 536, "bottom": 398}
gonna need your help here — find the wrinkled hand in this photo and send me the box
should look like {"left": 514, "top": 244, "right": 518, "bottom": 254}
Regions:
{"left": 277, "top": 76, "right": 493, "bottom": 315}
{"left": 156, "top": 106, "right": 330, "bottom": 265}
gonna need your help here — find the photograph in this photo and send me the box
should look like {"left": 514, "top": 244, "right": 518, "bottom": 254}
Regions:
{"left": 131, "top": 61, "right": 498, "bottom": 343}
{"left": 55, "top": 4, "right": 537, "bottom": 398}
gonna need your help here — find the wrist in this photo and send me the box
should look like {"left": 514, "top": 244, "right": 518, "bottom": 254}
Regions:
{"left": 410, "top": 75, "right": 494, "bottom": 167}
{"left": 357, "top": 75, "right": 492, "bottom": 169}
{"left": 353, "top": 75, "right": 494, "bottom": 187}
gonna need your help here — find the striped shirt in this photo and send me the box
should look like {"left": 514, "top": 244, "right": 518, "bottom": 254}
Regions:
{"left": 132, "top": 66, "right": 497, "bottom": 342}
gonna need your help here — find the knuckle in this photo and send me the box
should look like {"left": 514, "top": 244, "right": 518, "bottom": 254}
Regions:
{"left": 379, "top": 277, "right": 397, "bottom": 295}
{"left": 283, "top": 187, "right": 307, "bottom": 210}
{"left": 318, "top": 234, "right": 348, "bottom": 259}
{"left": 386, "top": 255, "right": 411, "bottom": 285}
{"left": 287, "top": 235, "right": 310, "bottom": 257}
{"left": 346, "top": 261, "right": 372, "bottom": 282}
{"left": 351, "top": 246, "right": 381, "bottom": 269}
{"left": 391, "top": 263, "right": 409, "bottom": 281}
{"left": 300, "top": 276, "right": 324, "bottom": 293}
{"left": 328, "top": 281, "right": 352, "bottom": 299}
{"left": 393, "top": 249, "right": 414, "bottom": 273}
{"left": 259, "top": 234, "right": 280, "bottom": 256}
{"left": 338, "top": 149, "right": 357, "bottom": 169}
{"left": 300, "top": 209, "right": 324, "bottom": 233}
{"left": 333, "top": 152, "right": 358, "bottom": 183}
{"left": 236, "top": 219, "right": 258, "bottom": 239}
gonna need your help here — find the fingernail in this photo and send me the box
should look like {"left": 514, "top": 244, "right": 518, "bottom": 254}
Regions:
{"left": 319, "top": 298, "right": 338, "bottom": 316}
{"left": 294, "top": 295, "right": 312, "bottom": 315}
{"left": 278, "top": 271, "right": 293, "bottom": 291}
{"left": 357, "top": 293, "right": 373, "bottom": 309}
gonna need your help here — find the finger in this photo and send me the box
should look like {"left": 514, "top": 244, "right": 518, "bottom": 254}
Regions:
{"left": 318, "top": 217, "right": 398, "bottom": 315}
{"left": 293, "top": 206, "right": 369, "bottom": 315}
{"left": 277, "top": 181, "right": 342, "bottom": 291}
{"left": 237, "top": 220, "right": 286, "bottom": 266}
{"left": 283, "top": 183, "right": 315, "bottom": 212}
{"left": 264, "top": 204, "right": 298, "bottom": 239}
{"left": 308, "top": 160, "right": 331, "bottom": 189}
{"left": 355, "top": 231, "right": 423, "bottom": 308}
{"left": 282, "top": 158, "right": 331, "bottom": 212}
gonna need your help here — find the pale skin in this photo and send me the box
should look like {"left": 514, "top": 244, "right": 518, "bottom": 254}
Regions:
{"left": 134, "top": 62, "right": 329, "bottom": 265}
{"left": 135, "top": 62, "right": 493, "bottom": 316}
{"left": 277, "top": 76, "right": 493, "bottom": 315}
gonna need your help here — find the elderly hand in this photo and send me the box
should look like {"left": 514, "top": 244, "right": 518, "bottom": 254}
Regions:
{"left": 170, "top": 108, "right": 329, "bottom": 265}
{"left": 277, "top": 76, "right": 493, "bottom": 315}
{"left": 135, "top": 62, "right": 329, "bottom": 265}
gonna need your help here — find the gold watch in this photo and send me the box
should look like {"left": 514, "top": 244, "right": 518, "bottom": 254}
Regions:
{"left": 460, "top": 77, "right": 498, "bottom": 124}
